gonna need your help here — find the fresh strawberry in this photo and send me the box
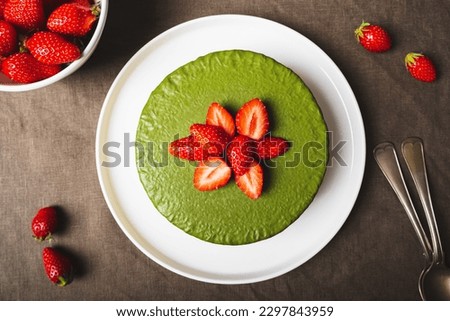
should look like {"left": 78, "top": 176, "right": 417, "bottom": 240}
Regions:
{"left": 1, "top": 52, "right": 61, "bottom": 83}
{"left": 190, "top": 124, "right": 231, "bottom": 157}
{"left": 0, "top": 0, "right": 6, "bottom": 19}
{"left": 169, "top": 135, "right": 205, "bottom": 161}
{"left": 257, "top": 136, "right": 289, "bottom": 159}
{"left": 47, "top": 3, "right": 98, "bottom": 37}
{"left": 26, "top": 31, "right": 80, "bottom": 64}
{"left": 193, "top": 157, "right": 231, "bottom": 191}
{"left": 235, "top": 98, "right": 269, "bottom": 140}
{"left": 405, "top": 52, "right": 436, "bottom": 82}
{"left": 31, "top": 206, "right": 57, "bottom": 241}
{"left": 235, "top": 162, "right": 263, "bottom": 200}
{"left": 226, "top": 135, "right": 257, "bottom": 176}
{"left": 0, "top": 20, "right": 17, "bottom": 56}
{"left": 42, "top": 247, "right": 73, "bottom": 286}
{"left": 4, "top": 0, "right": 45, "bottom": 32}
{"left": 354, "top": 21, "right": 391, "bottom": 53}
{"left": 205, "top": 102, "right": 235, "bottom": 137}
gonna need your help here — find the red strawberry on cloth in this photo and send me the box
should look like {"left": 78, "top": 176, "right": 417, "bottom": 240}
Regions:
{"left": 31, "top": 206, "right": 57, "bottom": 241}
{"left": 42, "top": 247, "right": 73, "bottom": 286}
{"left": 405, "top": 52, "right": 436, "bottom": 82}
{"left": 354, "top": 21, "right": 391, "bottom": 53}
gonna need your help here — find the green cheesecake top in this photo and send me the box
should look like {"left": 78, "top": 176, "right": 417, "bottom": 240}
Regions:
{"left": 136, "top": 50, "right": 328, "bottom": 245}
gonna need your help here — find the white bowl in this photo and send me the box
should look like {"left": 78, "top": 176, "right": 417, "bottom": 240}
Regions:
{"left": 0, "top": 0, "right": 109, "bottom": 92}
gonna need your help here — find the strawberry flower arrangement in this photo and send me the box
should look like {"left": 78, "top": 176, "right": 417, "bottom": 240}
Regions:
{"left": 169, "top": 98, "right": 289, "bottom": 199}
{"left": 0, "top": 0, "right": 100, "bottom": 84}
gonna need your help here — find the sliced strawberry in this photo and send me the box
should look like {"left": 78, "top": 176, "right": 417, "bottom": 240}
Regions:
{"left": 235, "top": 98, "right": 269, "bottom": 140}
{"left": 205, "top": 102, "right": 235, "bottom": 137}
{"left": 226, "top": 135, "right": 257, "bottom": 176}
{"left": 193, "top": 158, "right": 231, "bottom": 191}
{"left": 189, "top": 124, "right": 230, "bottom": 157}
{"left": 235, "top": 163, "right": 263, "bottom": 200}
{"left": 169, "top": 135, "right": 204, "bottom": 161}
{"left": 257, "top": 136, "right": 289, "bottom": 159}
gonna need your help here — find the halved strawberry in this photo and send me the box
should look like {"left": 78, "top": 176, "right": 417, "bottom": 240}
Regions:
{"left": 205, "top": 102, "right": 235, "bottom": 137}
{"left": 235, "top": 98, "right": 269, "bottom": 140}
{"left": 169, "top": 136, "right": 204, "bottom": 161}
{"left": 226, "top": 135, "right": 257, "bottom": 176}
{"left": 257, "top": 136, "right": 289, "bottom": 159}
{"left": 235, "top": 163, "right": 263, "bottom": 200}
{"left": 193, "top": 158, "right": 231, "bottom": 191}
{"left": 189, "top": 124, "right": 230, "bottom": 157}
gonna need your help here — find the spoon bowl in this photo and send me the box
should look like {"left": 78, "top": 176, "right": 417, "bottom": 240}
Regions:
{"left": 374, "top": 137, "right": 450, "bottom": 300}
{"left": 420, "top": 263, "right": 450, "bottom": 300}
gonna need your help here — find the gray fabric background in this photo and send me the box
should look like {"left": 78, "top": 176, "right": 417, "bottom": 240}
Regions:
{"left": 1, "top": 0, "right": 449, "bottom": 300}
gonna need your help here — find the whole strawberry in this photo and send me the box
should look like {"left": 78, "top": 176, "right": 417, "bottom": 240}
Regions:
{"left": 4, "top": 0, "right": 45, "bottom": 32}
{"left": 47, "top": 3, "right": 99, "bottom": 37}
{"left": 0, "top": 20, "right": 17, "bottom": 56}
{"left": 31, "top": 206, "right": 57, "bottom": 241}
{"left": 1, "top": 52, "right": 61, "bottom": 83}
{"left": 42, "top": 247, "right": 73, "bottom": 286}
{"left": 354, "top": 21, "right": 391, "bottom": 53}
{"left": 26, "top": 31, "right": 80, "bottom": 64}
{"left": 405, "top": 52, "right": 436, "bottom": 82}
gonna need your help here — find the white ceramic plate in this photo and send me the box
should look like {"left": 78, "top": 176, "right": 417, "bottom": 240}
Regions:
{"left": 95, "top": 15, "right": 365, "bottom": 284}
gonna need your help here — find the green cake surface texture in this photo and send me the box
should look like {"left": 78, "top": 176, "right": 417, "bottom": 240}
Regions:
{"left": 136, "top": 50, "right": 328, "bottom": 245}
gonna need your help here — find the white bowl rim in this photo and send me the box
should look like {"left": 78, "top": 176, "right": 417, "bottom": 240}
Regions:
{"left": 0, "top": 0, "right": 109, "bottom": 92}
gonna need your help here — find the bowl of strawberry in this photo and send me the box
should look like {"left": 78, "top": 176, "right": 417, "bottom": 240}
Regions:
{"left": 0, "top": 0, "right": 108, "bottom": 91}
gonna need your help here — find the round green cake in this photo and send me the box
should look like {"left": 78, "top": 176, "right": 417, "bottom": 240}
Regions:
{"left": 136, "top": 50, "right": 328, "bottom": 245}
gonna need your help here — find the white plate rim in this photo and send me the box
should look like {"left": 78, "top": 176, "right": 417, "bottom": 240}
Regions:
{"left": 95, "top": 14, "right": 366, "bottom": 284}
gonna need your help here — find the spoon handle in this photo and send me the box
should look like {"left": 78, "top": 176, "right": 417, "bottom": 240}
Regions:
{"left": 401, "top": 137, "right": 444, "bottom": 265}
{"left": 373, "top": 142, "right": 432, "bottom": 262}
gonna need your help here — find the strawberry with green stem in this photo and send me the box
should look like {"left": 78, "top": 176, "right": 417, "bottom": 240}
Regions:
{"left": 42, "top": 247, "right": 73, "bottom": 286}
{"left": 405, "top": 52, "right": 436, "bottom": 82}
{"left": 354, "top": 21, "right": 391, "bottom": 53}
{"left": 47, "top": 2, "right": 100, "bottom": 37}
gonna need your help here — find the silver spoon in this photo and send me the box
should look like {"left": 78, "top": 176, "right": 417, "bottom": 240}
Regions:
{"left": 401, "top": 137, "right": 450, "bottom": 300}
{"left": 373, "top": 142, "right": 432, "bottom": 262}
{"left": 374, "top": 139, "right": 450, "bottom": 300}
{"left": 373, "top": 142, "right": 433, "bottom": 300}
